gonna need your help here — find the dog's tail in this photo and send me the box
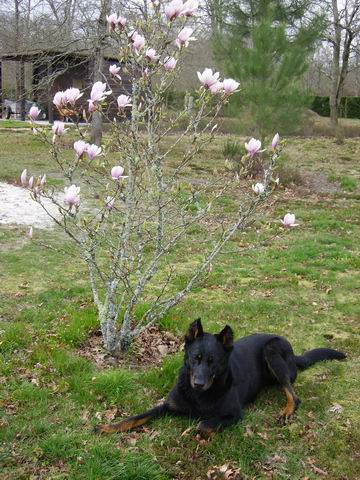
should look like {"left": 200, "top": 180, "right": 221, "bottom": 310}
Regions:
{"left": 295, "top": 348, "right": 346, "bottom": 370}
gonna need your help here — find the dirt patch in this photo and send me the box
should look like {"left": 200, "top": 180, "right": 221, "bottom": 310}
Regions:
{"left": 77, "top": 326, "right": 181, "bottom": 369}
{"left": 301, "top": 171, "right": 340, "bottom": 195}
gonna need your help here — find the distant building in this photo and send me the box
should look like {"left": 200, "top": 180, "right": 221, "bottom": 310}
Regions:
{"left": 0, "top": 49, "right": 130, "bottom": 122}
{"left": 0, "top": 40, "right": 216, "bottom": 121}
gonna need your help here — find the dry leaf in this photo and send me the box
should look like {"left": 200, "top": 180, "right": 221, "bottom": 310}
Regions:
{"left": 328, "top": 403, "right": 343, "bottom": 414}
{"left": 104, "top": 408, "right": 119, "bottom": 422}
{"left": 206, "top": 463, "right": 243, "bottom": 479}
{"left": 180, "top": 426, "right": 193, "bottom": 437}
{"left": 244, "top": 425, "right": 254, "bottom": 437}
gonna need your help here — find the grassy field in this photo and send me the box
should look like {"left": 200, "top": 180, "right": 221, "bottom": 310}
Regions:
{"left": 1, "top": 130, "right": 360, "bottom": 479}
{"left": 2, "top": 114, "right": 360, "bottom": 137}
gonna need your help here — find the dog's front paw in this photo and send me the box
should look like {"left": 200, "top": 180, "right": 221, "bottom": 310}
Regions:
{"left": 277, "top": 412, "right": 294, "bottom": 425}
{"left": 93, "top": 423, "right": 110, "bottom": 434}
{"left": 197, "top": 421, "right": 215, "bottom": 438}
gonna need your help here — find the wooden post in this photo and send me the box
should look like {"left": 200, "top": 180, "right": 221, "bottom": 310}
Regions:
{"left": 0, "top": 60, "right": 3, "bottom": 119}
{"left": 19, "top": 59, "right": 26, "bottom": 121}
{"left": 47, "top": 58, "right": 54, "bottom": 124}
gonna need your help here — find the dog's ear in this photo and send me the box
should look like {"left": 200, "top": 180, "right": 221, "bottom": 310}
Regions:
{"left": 216, "top": 325, "right": 234, "bottom": 351}
{"left": 185, "top": 318, "right": 204, "bottom": 344}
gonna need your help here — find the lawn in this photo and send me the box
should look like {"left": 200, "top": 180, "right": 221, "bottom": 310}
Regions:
{"left": 0, "top": 130, "right": 359, "bottom": 479}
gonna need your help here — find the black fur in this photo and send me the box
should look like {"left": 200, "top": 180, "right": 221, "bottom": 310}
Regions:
{"left": 95, "top": 319, "right": 346, "bottom": 435}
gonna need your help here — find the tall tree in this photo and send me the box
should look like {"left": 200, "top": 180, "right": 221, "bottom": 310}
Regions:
{"left": 90, "top": 0, "right": 111, "bottom": 146}
{"left": 326, "top": 0, "right": 360, "bottom": 139}
{"left": 213, "top": 0, "right": 324, "bottom": 139}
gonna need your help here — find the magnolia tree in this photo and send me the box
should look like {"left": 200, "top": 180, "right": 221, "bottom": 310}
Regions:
{"left": 21, "top": 0, "right": 284, "bottom": 355}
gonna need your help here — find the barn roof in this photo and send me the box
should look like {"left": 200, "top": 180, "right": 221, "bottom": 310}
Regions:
{"left": 0, "top": 48, "right": 118, "bottom": 62}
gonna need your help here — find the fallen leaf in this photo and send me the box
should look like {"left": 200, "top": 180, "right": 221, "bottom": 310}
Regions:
{"left": 180, "top": 426, "right": 193, "bottom": 437}
{"left": 104, "top": 408, "right": 119, "bottom": 422}
{"left": 328, "top": 403, "right": 343, "bottom": 414}
{"left": 206, "top": 463, "right": 243, "bottom": 479}
{"left": 244, "top": 425, "right": 254, "bottom": 437}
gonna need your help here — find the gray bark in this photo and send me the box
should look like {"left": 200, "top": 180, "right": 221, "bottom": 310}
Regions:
{"left": 90, "top": 0, "right": 111, "bottom": 146}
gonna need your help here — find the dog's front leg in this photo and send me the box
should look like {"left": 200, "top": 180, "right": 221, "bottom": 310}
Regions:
{"left": 197, "top": 414, "right": 242, "bottom": 435}
{"left": 94, "top": 403, "right": 169, "bottom": 434}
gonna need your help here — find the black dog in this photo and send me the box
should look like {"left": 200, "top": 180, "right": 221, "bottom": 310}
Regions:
{"left": 95, "top": 319, "right": 346, "bottom": 435}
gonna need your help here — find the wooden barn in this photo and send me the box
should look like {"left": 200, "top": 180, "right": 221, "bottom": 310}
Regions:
{"left": 0, "top": 49, "right": 130, "bottom": 122}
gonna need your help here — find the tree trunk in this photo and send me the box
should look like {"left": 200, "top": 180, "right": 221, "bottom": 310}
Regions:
{"left": 90, "top": 0, "right": 111, "bottom": 145}
{"left": 17, "top": 60, "right": 26, "bottom": 121}
{"left": 330, "top": 0, "right": 341, "bottom": 140}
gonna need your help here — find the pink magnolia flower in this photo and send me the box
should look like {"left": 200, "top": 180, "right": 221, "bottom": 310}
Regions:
{"left": 164, "top": 56, "right": 177, "bottom": 71}
{"left": 33, "top": 186, "right": 40, "bottom": 198}
{"left": 111, "top": 165, "right": 125, "bottom": 180}
{"left": 28, "top": 227, "right": 33, "bottom": 238}
{"left": 209, "top": 81, "right": 223, "bottom": 94}
{"left": 40, "top": 174, "right": 46, "bottom": 187}
{"left": 106, "top": 13, "right": 118, "bottom": 30}
{"left": 87, "top": 144, "right": 102, "bottom": 160}
{"left": 245, "top": 138, "right": 263, "bottom": 157}
{"left": 181, "top": 0, "right": 198, "bottom": 16}
{"left": 63, "top": 87, "right": 83, "bottom": 105}
{"left": 20, "top": 169, "right": 27, "bottom": 186}
{"left": 64, "top": 185, "right": 80, "bottom": 207}
{"left": 74, "top": 140, "right": 89, "bottom": 159}
{"left": 88, "top": 100, "right": 96, "bottom": 113}
{"left": 117, "top": 95, "right": 132, "bottom": 110}
{"left": 118, "top": 16, "right": 127, "bottom": 28}
{"left": 175, "top": 27, "right": 195, "bottom": 48}
{"left": 272, "top": 133, "right": 280, "bottom": 149}
{"left": 197, "top": 68, "right": 220, "bottom": 89}
{"left": 165, "top": 0, "right": 184, "bottom": 20}
{"left": 106, "top": 13, "right": 117, "bottom": 29}
{"left": 223, "top": 78, "right": 240, "bottom": 95}
{"left": 105, "top": 196, "right": 115, "bottom": 210}
{"left": 128, "top": 30, "right": 138, "bottom": 42}
{"left": 90, "top": 82, "right": 112, "bottom": 102}
{"left": 29, "top": 106, "right": 40, "bottom": 121}
{"left": 252, "top": 182, "right": 265, "bottom": 194}
{"left": 281, "top": 213, "right": 299, "bottom": 228}
{"left": 109, "top": 64, "right": 121, "bottom": 79}
{"left": 107, "top": 13, "right": 127, "bottom": 30}
{"left": 53, "top": 91, "right": 65, "bottom": 107}
{"left": 53, "top": 87, "right": 82, "bottom": 107}
{"left": 132, "top": 34, "right": 146, "bottom": 53}
{"left": 52, "top": 121, "right": 66, "bottom": 135}
{"left": 145, "top": 48, "right": 159, "bottom": 61}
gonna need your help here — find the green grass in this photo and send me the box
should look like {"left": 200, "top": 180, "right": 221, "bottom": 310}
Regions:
{"left": 1, "top": 131, "right": 359, "bottom": 479}
{"left": 0, "top": 119, "right": 32, "bottom": 128}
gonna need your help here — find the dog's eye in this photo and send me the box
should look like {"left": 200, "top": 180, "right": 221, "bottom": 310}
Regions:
{"left": 196, "top": 354, "right": 202, "bottom": 362}
{"left": 208, "top": 356, "right": 214, "bottom": 364}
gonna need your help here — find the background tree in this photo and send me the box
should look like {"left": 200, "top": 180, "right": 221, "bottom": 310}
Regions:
{"left": 213, "top": 0, "right": 324, "bottom": 140}
{"left": 325, "top": 0, "right": 360, "bottom": 140}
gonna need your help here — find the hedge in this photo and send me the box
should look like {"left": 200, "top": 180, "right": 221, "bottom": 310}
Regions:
{"left": 164, "top": 93, "right": 360, "bottom": 119}
{"left": 311, "top": 96, "right": 360, "bottom": 119}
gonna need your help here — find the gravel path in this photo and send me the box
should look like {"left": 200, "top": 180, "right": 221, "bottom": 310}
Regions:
{"left": 0, "top": 182, "right": 59, "bottom": 229}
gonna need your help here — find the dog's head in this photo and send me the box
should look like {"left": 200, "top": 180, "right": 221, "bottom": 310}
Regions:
{"left": 184, "top": 318, "right": 233, "bottom": 392}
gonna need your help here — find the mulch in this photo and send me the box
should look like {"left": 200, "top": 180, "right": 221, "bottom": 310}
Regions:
{"left": 77, "top": 325, "right": 182, "bottom": 370}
